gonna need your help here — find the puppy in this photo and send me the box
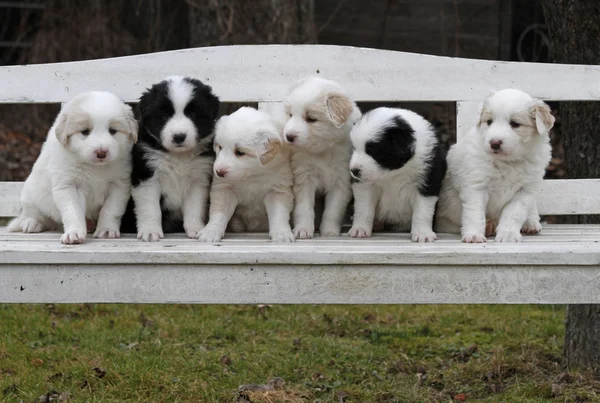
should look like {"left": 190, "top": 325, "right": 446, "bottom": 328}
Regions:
{"left": 197, "top": 107, "right": 294, "bottom": 243}
{"left": 435, "top": 89, "right": 554, "bottom": 243}
{"left": 8, "top": 91, "right": 137, "bottom": 244}
{"left": 125, "top": 76, "right": 220, "bottom": 241}
{"left": 283, "top": 76, "right": 361, "bottom": 238}
{"left": 348, "top": 107, "right": 447, "bottom": 242}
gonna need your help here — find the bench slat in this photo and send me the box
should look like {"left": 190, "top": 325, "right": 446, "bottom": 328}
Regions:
{"left": 2, "top": 45, "right": 600, "bottom": 103}
{"left": 2, "top": 179, "right": 599, "bottom": 217}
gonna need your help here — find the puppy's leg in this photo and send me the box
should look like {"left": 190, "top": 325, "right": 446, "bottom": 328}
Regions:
{"left": 320, "top": 184, "right": 352, "bottom": 236}
{"left": 460, "top": 188, "right": 488, "bottom": 243}
{"left": 132, "top": 179, "right": 163, "bottom": 242}
{"left": 521, "top": 202, "right": 542, "bottom": 235}
{"left": 8, "top": 204, "right": 46, "bottom": 233}
{"left": 52, "top": 185, "right": 87, "bottom": 244}
{"left": 197, "top": 184, "right": 237, "bottom": 242}
{"left": 496, "top": 190, "right": 536, "bottom": 242}
{"left": 94, "top": 182, "right": 130, "bottom": 239}
{"left": 292, "top": 181, "right": 316, "bottom": 239}
{"left": 348, "top": 183, "right": 377, "bottom": 238}
{"left": 182, "top": 182, "right": 209, "bottom": 239}
{"left": 410, "top": 194, "right": 438, "bottom": 242}
{"left": 264, "top": 190, "right": 295, "bottom": 243}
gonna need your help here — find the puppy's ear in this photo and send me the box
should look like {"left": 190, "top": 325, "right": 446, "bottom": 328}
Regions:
{"left": 326, "top": 93, "right": 354, "bottom": 128}
{"left": 255, "top": 132, "right": 282, "bottom": 166}
{"left": 124, "top": 104, "right": 139, "bottom": 143}
{"left": 54, "top": 113, "right": 69, "bottom": 146}
{"left": 204, "top": 86, "right": 221, "bottom": 122}
{"left": 531, "top": 99, "right": 555, "bottom": 136}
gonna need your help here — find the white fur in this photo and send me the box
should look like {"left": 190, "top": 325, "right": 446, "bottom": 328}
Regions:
{"left": 436, "top": 88, "right": 554, "bottom": 242}
{"left": 282, "top": 76, "right": 361, "bottom": 238}
{"left": 8, "top": 91, "right": 137, "bottom": 244}
{"left": 348, "top": 107, "right": 440, "bottom": 242}
{"left": 198, "top": 107, "right": 295, "bottom": 243}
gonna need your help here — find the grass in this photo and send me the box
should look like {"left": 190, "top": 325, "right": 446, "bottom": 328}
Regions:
{"left": 0, "top": 304, "right": 599, "bottom": 402}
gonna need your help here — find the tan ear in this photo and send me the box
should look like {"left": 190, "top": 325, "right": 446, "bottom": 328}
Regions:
{"left": 54, "top": 113, "right": 69, "bottom": 146}
{"left": 124, "top": 104, "right": 139, "bottom": 143}
{"left": 257, "top": 137, "right": 282, "bottom": 166}
{"left": 531, "top": 100, "right": 555, "bottom": 136}
{"left": 326, "top": 93, "right": 354, "bottom": 128}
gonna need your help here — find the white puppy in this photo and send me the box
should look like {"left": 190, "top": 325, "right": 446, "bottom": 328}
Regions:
{"left": 283, "top": 76, "right": 361, "bottom": 238}
{"left": 197, "top": 107, "right": 295, "bottom": 243}
{"left": 436, "top": 89, "right": 554, "bottom": 243}
{"left": 8, "top": 91, "right": 137, "bottom": 244}
{"left": 349, "top": 107, "right": 447, "bottom": 242}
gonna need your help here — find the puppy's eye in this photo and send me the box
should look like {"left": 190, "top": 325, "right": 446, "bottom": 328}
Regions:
{"left": 510, "top": 121, "right": 521, "bottom": 128}
{"left": 235, "top": 149, "right": 245, "bottom": 157}
{"left": 81, "top": 129, "right": 90, "bottom": 136}
{"left": 306, "top": 116, "right": 317, "bottom": 123}
{"left": 486, "top": 119, "right": 493, "bottom": 126}
{"left": 109, "top": 128, "right": 117, "bottom": 135}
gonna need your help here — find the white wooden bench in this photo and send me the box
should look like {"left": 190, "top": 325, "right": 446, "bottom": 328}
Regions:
{"left": 2, "top": 45, "right": 600, "bottom": 304}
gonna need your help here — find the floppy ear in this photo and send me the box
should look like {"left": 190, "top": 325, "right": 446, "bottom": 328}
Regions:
{"left": 124, "top": 104, "right": 139, "bottom": 143}
{"left": 255, "top": 133, "right": 282, "bottom": 166}
{"left": 204, "top": 86, "right": 221, "bottom": 122}
{"left": 531, "top": 99, "right": 555, "bottom": 136}
{"left": 54, "top": 113, "right": 69, "bottom": 146}
{"left": 326, "top": 93, "right": 354, "bottom": 128}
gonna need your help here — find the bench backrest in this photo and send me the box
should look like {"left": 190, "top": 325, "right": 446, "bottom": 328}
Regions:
{"left": 1, "top": 45, "right": 600, "bottom": 218}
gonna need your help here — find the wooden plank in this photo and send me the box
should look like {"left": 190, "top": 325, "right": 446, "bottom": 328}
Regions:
{"left": 3, "top": 179, "right": 600, "bottom": 217}
{"left": 2, "top": 263, "right": 600, "bottom": 304}
{"left": 1, "top": 45, "right": 600, "bottom": 103}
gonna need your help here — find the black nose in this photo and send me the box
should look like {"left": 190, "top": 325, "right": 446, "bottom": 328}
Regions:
{"left": 173, "top": 133, "right": 187, "bottom": 144}
{"left": 351, "top": 168, "right": 361, "bottom": 178}
{"left": 490, "top": 140, "right": 502, "bottom": 150}
{"left": 286, "top": 134, "right": 297, "bottom": 143}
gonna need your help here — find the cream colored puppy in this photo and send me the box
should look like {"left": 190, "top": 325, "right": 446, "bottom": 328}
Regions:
{"left": 8, "top": 91, "right": 137, "bottom": 244}
{"left": 197, "top": 107, "right": 294, "bottom": 243}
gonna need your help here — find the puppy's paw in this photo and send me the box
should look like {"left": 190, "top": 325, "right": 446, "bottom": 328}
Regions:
{"left": 495, "top": 228, "right": 522, "bottom": 243}
{"left": 61, "top": 229, "right": 86, "bottom": 245}
{"left": 137, "top": 229, "right": 164, "bottom": 242}
{"left": 197, "top": 227, "right": 223, "bottom": 243}
{"left": 270, "top": 230, "right": 295, "bottom": 243}
{"left": 94, "top": 227, "right": 121, "bottom": 239}
{"left": 21, "top": 217, "right": 44, "bottom": 233}
{"left": 184, "top": 223, "right": 205, "bottom": 239}
{"left": 485, "top": 218, "right": 497, "bottom": 237}
{"left": 411, "top": 231, "right": 437, "bottom": 243}
{"left": 521, "top": 221, "right": 542, "bottom": 235}
{"left": 462, "top": 233, "right": 487, "bottom": 243}
{"left": 293, "top": 226, "right": 314, "bottom": 239}
{"left": 348, "top": 226, "right": 372, "bottom": 238}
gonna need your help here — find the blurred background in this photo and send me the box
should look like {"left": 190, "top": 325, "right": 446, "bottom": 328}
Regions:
{"left": 0, "top": 0, "right": 563, "bottom": 183}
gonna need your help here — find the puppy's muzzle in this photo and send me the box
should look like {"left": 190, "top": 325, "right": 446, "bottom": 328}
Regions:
{"left": 490, "top": 139, "right": 503, "bottom": 152}
{"left": 172, "top": 133, "right": 187, "bottom": 145}
{"left": 350, "top": 168, "right": 361, "bottom": 183}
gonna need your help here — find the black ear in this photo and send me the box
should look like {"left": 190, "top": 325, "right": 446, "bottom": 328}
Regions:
{"left": 204, "top": 85, "right": 220, "bottom": 122}
{"left": 137, "top": 87, "right": 154, "bottom": 118}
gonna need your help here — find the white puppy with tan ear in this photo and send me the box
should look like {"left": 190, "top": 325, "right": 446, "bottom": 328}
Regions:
{"left": 8, "top": 91, "right": 137, "bottom": 244}
{"left": 283, "top": 76, "right": 361, "bottom": 238}
{"left": 197, "top": 107, "right": 294, "bottom": 243}
{"left": 436, "top": 88, "right": 554, "bottom": 243}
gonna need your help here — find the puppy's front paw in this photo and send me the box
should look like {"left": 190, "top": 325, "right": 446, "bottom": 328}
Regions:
{"left": 184, "top": 223, "right": 205, "bottom": 239}
{"left": 320, "top": 222, "right": 341, "bottom": 236}
{"left": 94, "top": 227, "right": 121, "bottom": 239}
{"left": 521, "top": 221, "right": 542, "bottom": 235}
{"left": 293, "top": 226, "right": 314, "bottom": 239}
{"left": 197, "top": 227, "right": 223, "bottom": 242}
{"left": 61, "top": 229, "right": 86, "bottom": 245}
{"left": 411, "top": 231, "right": 437, "bottom": 243}
{"left": 270, "top": 230, "right": 295, "bottom": 243}
{"left": 137, "top": 229, "right": 164, "bottom": 242}
{"left": 348, "top": 226, "right": 372, "bottom": 238}
{"left": 462, "top": 233, "right": 487, "bottom": 243}
{"left": 21, "top": 217, "right": 43, "bottom": 233}
{"left": 495, "top": 228, "right": 522, "bottom": 242}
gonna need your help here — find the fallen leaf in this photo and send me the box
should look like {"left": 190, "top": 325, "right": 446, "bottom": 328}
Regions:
{"left": 454, "top": 393, "right": 467, "bottom": 401}
{"left": 79, "top": 379, "right": 89, "bottom": 390}
{"left": 30, "top": 358, "right": 44, "bottom": 366}
{"left": 220, "top": 355, "right": 232, "bottom": 366}
{"left": 337, "top": 390, "right": 349, "bottom": 402}
{"left": 92, "top": 367, "right": 106, "bottom": 379}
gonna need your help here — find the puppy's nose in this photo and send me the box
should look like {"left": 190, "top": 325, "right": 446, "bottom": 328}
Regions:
{"left": 173, "top": 133, "right": 187, "bottom": 144}
{"left": 351, "top": 168, "right": 361, "bottom": 178}
{"left": 285, "top": 133, "right": 297, "bottom": 143}
{"left": 215, "top": 168, "right": 228, "bottom": 178}
{"left": 95, "top": 149, "right": 108, "bottom": 159}
{"left": 490, "top": 140, "right": 503, "bottom": 150}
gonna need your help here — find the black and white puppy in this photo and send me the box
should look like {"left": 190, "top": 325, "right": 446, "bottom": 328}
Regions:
{"left": 123, "top": 76, "right": 220, "bottom": 241}
{"left": 348, "top": 107, "right": 446, "bottom": 242}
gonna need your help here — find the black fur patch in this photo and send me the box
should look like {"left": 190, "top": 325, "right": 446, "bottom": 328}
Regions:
{"left": 418, "top": 139, "right": 447, "bottom": 197}
{"left": 365, "top": 115, "right": 416, "bottom": 170}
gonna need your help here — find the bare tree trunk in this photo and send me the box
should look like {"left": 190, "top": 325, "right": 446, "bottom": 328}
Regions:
{"left": 541, "top": 0, "right": 600, "bottom": 375}
{"left": 187, "top": 0, "right": 317, "bottom": 46}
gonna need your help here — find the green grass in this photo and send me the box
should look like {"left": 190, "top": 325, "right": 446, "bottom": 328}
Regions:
{"left": 0, "top": 304, "right": 599, "bottom": 402}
